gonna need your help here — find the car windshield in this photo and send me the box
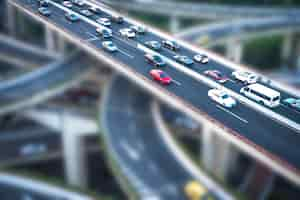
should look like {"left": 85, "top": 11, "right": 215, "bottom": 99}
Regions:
{"left": 160, "top": 72, "right": 168, "bottom": 78}
{"left": 222, "top": 94, "right": 229, "bottom": 99}
{"left": 215, "top": 71, "right": 221, "bottom": 76}
{"left": 108, "top": 43, "right": 114, "bottom": 47}
{"left": 295, "top": 99, "right": 300, "bottom": 104}
{"left": 154, "top": 56, "right": 162, "bottom": 62}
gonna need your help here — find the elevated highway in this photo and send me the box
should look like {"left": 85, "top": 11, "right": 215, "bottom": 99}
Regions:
{"left": 0, "top": 173, "right": 93, "bottom": 200}
{"left": 178, "top": 17, "right": 300, "bottom": 47}
{"left": 101, "top": 75, "right": 232, "bottom": 200}
{"left": 9, "top": 0, "right": 300, "bottom": 186}
{"left": 101, "top": 0, "right": 300, "bottom": 19}
{"left": 0, "top": 51, "right": 94, "bottom": 115}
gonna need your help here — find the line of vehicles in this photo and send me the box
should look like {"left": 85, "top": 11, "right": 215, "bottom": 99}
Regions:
{"left": 36, "top": 0, "right": 300, "bottom": 113}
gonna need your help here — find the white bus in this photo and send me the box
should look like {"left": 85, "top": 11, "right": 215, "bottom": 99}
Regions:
{"left": 240, "top": 83, "right": 281, "bottom": 108}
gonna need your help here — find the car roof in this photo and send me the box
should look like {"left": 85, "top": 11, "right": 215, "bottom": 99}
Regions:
{"left": 248, "top": 84, "right": 280, "bottom": 97}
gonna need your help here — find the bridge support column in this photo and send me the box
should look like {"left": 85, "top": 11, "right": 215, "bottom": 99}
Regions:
{"left": 201, "top": 124, "right": 214, "bottom": 171}
{"left": 6, "top": 2, "right": 17, "bottom": 36}
{"left": 242, "top": 163, "right": 275, "bottom": 200}
{"left": 45, "top": 27, "right": 56, "bottom": 52}
{"left": 57, "top": 35, "right": 67, "bottom": 54}
{"left": 226, "top": 38, "right": 243, "bottom": 63}
{"left": 61, "top": 110, "right": 88, "bottom": 189}
{"left": 201, "top": 124, "right": 238, "bottom": 180}
{"left": 170, "top": 15, "right": 180, "bottom": 33}
{"left": 281, "top": 32, "right": 300, "bottom": 70}
{"left": 213, "top": 135, "right": 237, "bottom": 180}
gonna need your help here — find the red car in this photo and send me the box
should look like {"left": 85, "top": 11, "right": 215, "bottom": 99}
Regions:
{"left": 150, "top": 69, "right": 172, "bottom": 85}
{"left": 203, "top": 70, "right": 228, "bottom": 83}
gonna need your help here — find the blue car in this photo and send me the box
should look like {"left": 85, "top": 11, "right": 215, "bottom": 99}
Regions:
{"left": 145, "top": 41, "right": 161, "bottom": 51}
{"left": 283, "top": 98, "right": 300, "bottom": 112}
{"left": 65, "top": 13, "right": 80, "bottom": 22}
{"left": 102, "top": 41, "right": 118, "bottom": 52}
{"left": 96, "top": 27, "right": 112, "bottom": 38}
{"left": 38, "top": 7, "right": 51, "bottom": 16}
{"left": 173, "top": 55, "right": 194, "bottom": 66}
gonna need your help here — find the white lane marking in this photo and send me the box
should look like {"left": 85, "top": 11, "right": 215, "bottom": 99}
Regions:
{"left": 216, "top": 105, "right": 248, "bottom": 124}
{"left": 280, "top": 103, "right": 300, "bottom": 114}
{"left": 138, "top": 44, "right": 300, "bottom": 132}
{"left": 47, "top": 0, "right": 300, "bottom": 132}
{"left": 121, "top": 141, "right": 140, "bottom": 160}
{"left": 112, "top": 35, "right": 137, "bottom": 49}
{"left": 228, "top": 79, "right": 236, "bottom": 83}
{"left": 172, "top": 79, "right": 181, "bottom": 86}
{"left": 118, "top": 48, "right": 134, "bottom": 59}
{"left": 85, "top": 31, "right": 99, "bottom": 41}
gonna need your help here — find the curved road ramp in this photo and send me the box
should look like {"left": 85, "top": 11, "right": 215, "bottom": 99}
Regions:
{"left": 0, "top": 51, "right": 94, "bottom": 115}
{"left": 101, "top": 76, "right": 233, "bottom": 200}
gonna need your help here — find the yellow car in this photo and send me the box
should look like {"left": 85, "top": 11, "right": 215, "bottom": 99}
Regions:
{"left": 197, "top": 35, "right": 210, "bottom": 46}
{"left": 184, "top": 181, "right": 215, "bottom": 200}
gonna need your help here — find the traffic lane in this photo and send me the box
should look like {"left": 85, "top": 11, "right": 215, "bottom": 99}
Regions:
{"left": 105, "top": 80, "right": 190, "bottom": 200}
{"left": 68, "top": 0, "right": 300, "bottom": 124}
{"left": 11, "top": 0, "right": 300, "bottom": 139}
{"left": 159, "top": 66, "right": 300, "bottom": 169}
{"left": 119, "top": 15, "right": 300, "bottom": 124}
{"left": 17, "top": 0, "right": 300, "bottom": 169}
{"left": 107, "top": 110, "right": 187, "bottom": 200}
{"left": 0, "top": 183, "right": 67, "bottom": 200}
{"left": 0, "top": 131, "right": 61, "bottom": 163}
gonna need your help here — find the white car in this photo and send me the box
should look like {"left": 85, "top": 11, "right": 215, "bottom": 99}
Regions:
{"left": 232, "top": 71, "right": 258, "bottom": 84}
{"left": 62, "top": 1, "right": 72, "bottom": 8}
{"left": 119, "top": 28, "right": 136, "bottom": 38}
{"left": 71, "top": 0, "right": 84, "bottom": 6}
{"left": 130, "top": 25, "right": 146, "bottom": 34}
{"left": 20, "top": 144, "right": 47, "bottom": 156}
{"left": 208, "top": 89, "right": 236, "bottom": 108}
{"left": 96, "top": 18, "right": 111, "bottom": 26}
{"left": 193, "top": 54, "right": 209, "bottom": 64}
{"left": 102, "top": 41, "right": 117, "bottom": 52}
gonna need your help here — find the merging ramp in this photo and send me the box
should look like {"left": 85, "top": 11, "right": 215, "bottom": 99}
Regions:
{"left": 101, "top": 75, "right": 232, "bottom": 200}
{"left": 10, "top": 0, "right": 300, "bottom": 185}
{"left": 0, "top": 51, "right": 94, "bottom": 115}
{"left": 0, "top": 34, "right": 59, "bottom": 68}
{"left": 101, "top": 0, "right": 300, "bottom": 19}
{"left": 178, "top": 17, "right": 300, "bottom": 47}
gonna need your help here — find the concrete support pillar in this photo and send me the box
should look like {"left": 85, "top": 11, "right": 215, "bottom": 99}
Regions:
{"left": 281, "top": 31, "right": 293, "bottom": 68}
{"left": 61, "top": 111, "right": 88, "bottom": 189}
{"left": 201, "top": 123, "right": 238, "bottom": 180}
{"left": 57, "top": 35, "right": 67, "bottom": 54}
{"left": 282, "top": 32, "right": 300, "bottom": 70}
{"left": 213, "top": 135, "right": 237, "bottom": 180}
{"left": 201, "top": 124, "right": 214, "bottom": 171}
{"left": 7, "top": 3, "right": 17, "bottom": 36}
{"left": 170, "top": 15, "right": 180, "bottom": 33}
{"left": 243, "top": 163, "right": 274, "bottom": 200}
{"left": 226, "top": 38, "right": 243, "bottom": 63}
{"left": 45, "top": 27, "right": 56, "bottom": 52}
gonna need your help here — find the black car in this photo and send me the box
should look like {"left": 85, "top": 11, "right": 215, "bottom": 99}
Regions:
{"left": 80, "top": 9, "right": 93, "bottom": 17}
{"left": 38, "top": 7, "right": 51, "bottom": 16}
{"left": 39, "top": 0, "right": 49, "bottom": 7}
{"left": 112, "top": 15, "right": 124, "bottom": 24}
{"left": 145, "top": 53, "right": 166, "bottom": 67}
{"left": 88, "top": 6, "right": 102, "bottom": 14}
{"left": 162, "top": 40, "right": 180, "bottom": 51}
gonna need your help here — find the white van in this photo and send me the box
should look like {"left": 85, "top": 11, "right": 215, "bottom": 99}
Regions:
{"left": 240, "top": 83, "right": 280, "bottom": 108}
